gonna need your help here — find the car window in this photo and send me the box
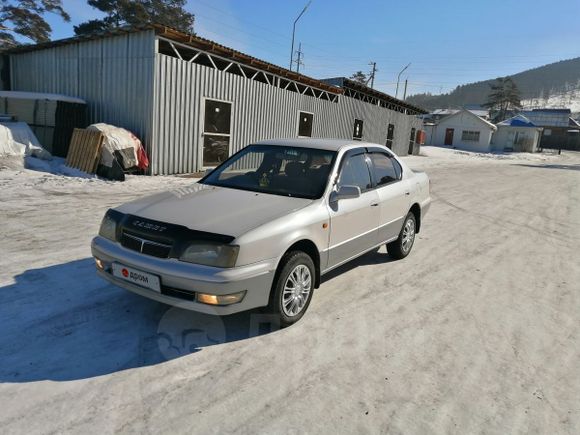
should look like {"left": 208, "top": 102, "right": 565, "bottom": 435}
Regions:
{"left": 202, "top": 145, "right": 336, "bottom": 199}
{"left": 392, "top": 157, "right": 403, "bottom": 180}
{"left": 369, "top": 153, "right": 400, "bottom": 186}
{"left": 338, "top": 154, "right": 372, "bottom": 192}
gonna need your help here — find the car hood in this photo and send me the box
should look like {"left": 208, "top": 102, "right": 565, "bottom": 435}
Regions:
{"left": 115, "top": 183, "right": 313, "bottom": 238}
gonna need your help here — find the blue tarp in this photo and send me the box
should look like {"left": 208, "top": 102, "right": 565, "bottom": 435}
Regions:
{"left": 498, "top": 115, "right": 536, "bottom": 127}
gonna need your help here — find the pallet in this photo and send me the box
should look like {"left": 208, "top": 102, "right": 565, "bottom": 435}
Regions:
{"left": 65, "top": 128, "right": 104, "bottom": 174}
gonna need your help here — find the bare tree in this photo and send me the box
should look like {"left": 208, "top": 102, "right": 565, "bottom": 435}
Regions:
{"left": 0, "top": 0, "right": 70, "bottom": 48}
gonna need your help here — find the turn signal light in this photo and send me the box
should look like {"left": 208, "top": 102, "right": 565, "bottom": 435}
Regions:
{"left": 196, "top": 291, "right": 246, "bottom": 306}
{"left": 95, "top": 257, "right": 105, "bottom": 270}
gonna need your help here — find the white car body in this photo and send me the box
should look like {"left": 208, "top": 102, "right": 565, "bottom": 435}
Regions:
{"left": 92, "top": 139, "right": 430, "bottom": 318}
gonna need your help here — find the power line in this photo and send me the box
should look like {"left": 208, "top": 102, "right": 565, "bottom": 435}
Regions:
{"left": 294, "top": 43, "right": 305, "bottom": 73}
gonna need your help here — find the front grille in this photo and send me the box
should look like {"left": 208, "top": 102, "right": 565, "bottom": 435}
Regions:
{"left": 162, "top": 286, "right": 196, "bottom": 302}
{"left": 121, "top": 232, "right": 172, "bottom": 258}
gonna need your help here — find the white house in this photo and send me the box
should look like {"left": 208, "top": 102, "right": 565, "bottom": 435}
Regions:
{"left": 491, "top": 115, "right": 543, "bottom": 152}
{"left": 426, "top": 108, "right": 497, "bottom": 152}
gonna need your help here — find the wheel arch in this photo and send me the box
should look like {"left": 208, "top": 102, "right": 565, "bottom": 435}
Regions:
{"left": 275, "top": 239, "right": 322, "bottom": 289}
{"left": 410, "top": 203, "right": 422, "bottom": 233}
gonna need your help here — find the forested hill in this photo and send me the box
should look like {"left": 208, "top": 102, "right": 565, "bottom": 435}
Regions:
{"left": 407, "top": 57, "right": 580, "bottom": 110}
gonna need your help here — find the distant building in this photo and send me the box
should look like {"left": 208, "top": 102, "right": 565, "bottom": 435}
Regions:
{"left": 492, "top": 115, "right": 543, "bottom": 152}
{"left": 421, "top": 107, "right": 490, "bottom": 123}
{"left": 424, "top": 108, "right": 497, "bottom": 152}
{"left": 518, "top": 109, "right": 580, "bottom": 150}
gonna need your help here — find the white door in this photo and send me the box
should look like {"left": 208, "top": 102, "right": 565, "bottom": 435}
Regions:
{"left": 367, "top": 152, "right": 410, "bottom": 242}
{"left": 326, "top": 151, "right": 380, "bottom": 270}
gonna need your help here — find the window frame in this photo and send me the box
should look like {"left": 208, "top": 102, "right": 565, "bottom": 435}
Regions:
{"left": 297, "top": 110, "right": 314, "bottom": 138}
{"left": 335, "top": 147, "right": 373, "bottom": 193}
{"left": 461, "top": 130, "right": 481, "bottom": 142}
{"left": 386, "top": 123, "right": 395, "bottom": 149}
{"left": 333, "top": 146, "right": 404, "bottom": 198}
{"left": 201, "top": 97, "right": 233, "bottom": 168}
{"left": 366, "top": 150, "right": 403, "bottom": 188}
{"left": 353, "top": 118, "right": 364, "bottom": 141}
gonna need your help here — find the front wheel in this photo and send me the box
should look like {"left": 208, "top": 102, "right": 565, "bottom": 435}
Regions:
{"left": 267, "top": 251, "right": 315, "bottom": 327}
{"left": 387, "top": 212, "right": 416, "bottom": 260}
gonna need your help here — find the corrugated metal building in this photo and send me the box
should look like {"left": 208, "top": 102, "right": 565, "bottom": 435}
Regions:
{"left": 1, "top": 25, "right": 426, "bottom": 175}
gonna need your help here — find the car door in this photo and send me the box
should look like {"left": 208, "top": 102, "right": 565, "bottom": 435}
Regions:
{"left": 367, "top": 150, "right": 410, "bottom": 242}
{"left": 326, "top": 149, "right": 380, "bottom": 270}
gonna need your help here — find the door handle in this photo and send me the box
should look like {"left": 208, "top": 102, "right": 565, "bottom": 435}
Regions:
{"left": 405, "top": 192, "right": 410, "bottom": 196}
{"left": 370, "top": 203, "right": 379, "bottom": 207}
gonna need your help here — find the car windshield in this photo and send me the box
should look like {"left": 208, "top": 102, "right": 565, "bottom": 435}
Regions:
{"left": 201, "top": 145, "right": 336, "bottom": 199}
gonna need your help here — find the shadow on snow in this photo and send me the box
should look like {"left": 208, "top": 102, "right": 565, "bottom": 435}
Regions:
{"left": 0, "top": 248, "right": 396, "bottom": 383}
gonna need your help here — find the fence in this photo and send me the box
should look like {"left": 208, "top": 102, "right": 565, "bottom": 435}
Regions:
{"left": 539, "top": 134, "right": 580, "bottom": 152}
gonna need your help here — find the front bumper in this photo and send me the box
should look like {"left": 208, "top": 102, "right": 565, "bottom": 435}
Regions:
{"left": 91, "top": 236, "right": 276, "bottom": 315}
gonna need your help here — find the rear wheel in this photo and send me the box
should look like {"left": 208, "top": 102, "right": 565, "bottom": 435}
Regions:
{"left": 267, "top": 251, "right": 315, "bottom": 327}
{"left": 387, "top": 212, "right": 416, "bottom": 259}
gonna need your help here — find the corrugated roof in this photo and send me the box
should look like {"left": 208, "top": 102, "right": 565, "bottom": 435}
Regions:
{"left": 1, "top": 24, "right": 342, "bottom": 95}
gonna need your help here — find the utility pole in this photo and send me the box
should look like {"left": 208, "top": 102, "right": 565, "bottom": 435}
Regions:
{"left": 403, "top": 79, "right": 408, "bottom": 100}
{"left": 395, "top": 62, "right": 411, "bottom": 99}
{"left": 294, "top": 43, "right": 304, "bottom": 74}
{"left": 367, "top": 62, "right": 377, "bottom": 89}
{"left": 289, "top": 1, "right": 312, "bottom": 71}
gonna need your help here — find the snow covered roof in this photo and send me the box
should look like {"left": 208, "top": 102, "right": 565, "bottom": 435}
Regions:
{"left": 497, "top": 114, "right": 537, "bottom": 127}
{"left": 436, "top": 108, "right": 497, "bottom": 130}
{"left": 430, "top": 108, "right": 489, "bottom": 118}
{"left": 0, "top": 91, "right": 86, "bottom": 104}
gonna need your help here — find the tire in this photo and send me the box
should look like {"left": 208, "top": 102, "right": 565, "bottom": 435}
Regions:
{"left": 267, "top": 251, "right": 315, "bottom": 327}
{"left": 387, "top": 212, "right": 416, "bottom": 260}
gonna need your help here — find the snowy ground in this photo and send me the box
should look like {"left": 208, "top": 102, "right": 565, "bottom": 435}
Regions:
{"left": 1, "top": 147, "right": 579, "bottom": 434}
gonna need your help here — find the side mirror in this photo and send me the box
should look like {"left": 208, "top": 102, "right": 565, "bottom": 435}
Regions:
{"left": 330, "top": 185, "right": 361, "bottom": 203}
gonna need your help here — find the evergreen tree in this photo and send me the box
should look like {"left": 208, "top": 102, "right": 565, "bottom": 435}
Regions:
{"left": 74, "top": 0, "right": 195, "bottom": 36}
{"left": 349, "top": 71, "right": 367, "bottom": 85}
{"left": 483, "top": 77, "right": 522, "bottom": 122}
{"left": 0, "top": 0, "right": 70, "bottom": 48}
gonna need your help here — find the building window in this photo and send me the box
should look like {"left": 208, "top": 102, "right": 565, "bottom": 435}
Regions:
{"left": 408, "top": 128, "right": 416, "bottom": 154}
{"left": 386, "top": 123, "right": 395, "bottom": 149}
{"left": 298, "top": 111, "right": 313, "bottom": 137}
{"left": 353, "top": 119, "right": 363, "bottom": 140}
{"left": 203, "top": 99, "right": 232, "bottom": 167}
{"left": 461, "top": 130, "right": 480, "bottom": 142}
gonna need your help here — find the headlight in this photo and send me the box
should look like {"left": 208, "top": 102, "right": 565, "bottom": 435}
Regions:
{"left": 180, "top": 242, "right": 239, "bottom": 268}
{"left": 99, "top": 210, "right": 122, "bottom": 241}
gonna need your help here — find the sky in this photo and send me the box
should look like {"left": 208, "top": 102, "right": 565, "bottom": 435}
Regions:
{"left": 37, "top": 0, "right": 580, "bottom": 97}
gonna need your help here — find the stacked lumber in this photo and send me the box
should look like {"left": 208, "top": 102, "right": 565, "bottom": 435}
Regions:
{"left": 65, "top": 128, "right": 104, "bottom": 173}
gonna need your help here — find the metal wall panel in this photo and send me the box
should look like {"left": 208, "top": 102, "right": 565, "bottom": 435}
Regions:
{"left": 9, "top": 32, "right": 422, "bottom": 175}
{"left": 9, "top": 31, "right": 156, "bottom": 154}
{"left": 151, "top": 53, "right": 423, "bottom": 175}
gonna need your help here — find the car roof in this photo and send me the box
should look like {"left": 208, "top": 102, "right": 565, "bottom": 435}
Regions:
{"left": 252, "top": 138, "right": 382, "bottom": 152}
